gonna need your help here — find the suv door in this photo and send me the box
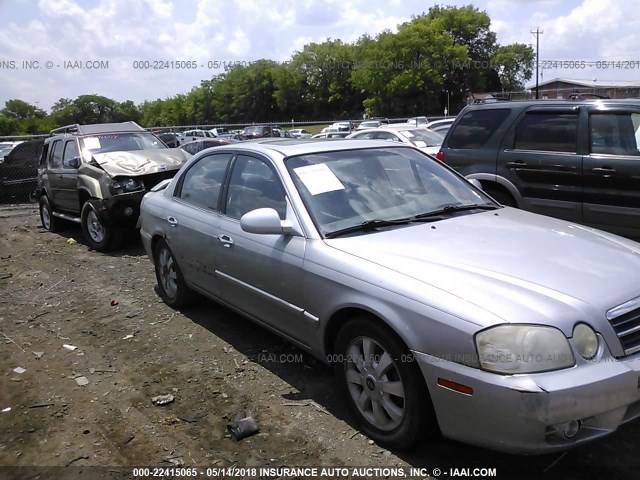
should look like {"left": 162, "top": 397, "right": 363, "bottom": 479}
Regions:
{"left": 499, "top": 107, "right": 581, "bottom": 222}
{"left": 582, "top": 107, "right": 640, "bottom": 236}
{"left": 216, "top": 154, "right": 309, "bottom": 343}
{"left": 46, "top": 139, "right": 67, "bottom": 210}
{"left": 56, "top": 140, "right": 81, "bottom": 212}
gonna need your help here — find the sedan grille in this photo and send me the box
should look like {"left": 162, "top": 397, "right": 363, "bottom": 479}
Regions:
{"left": 608, "top": 306, "right": 640, "bottom": 356}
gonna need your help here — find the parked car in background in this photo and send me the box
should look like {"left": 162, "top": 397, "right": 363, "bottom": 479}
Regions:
{"left": 0, "top": 138, "right": 45, "bottom": 201}
{"left": 312, "top": 132, "right": 350, "bottom": 139}
{"left": 216, "top": 132, "right": 244, "bottom": 141}
{"left": 241, "top": 125, "right": 280, "bottom": 139}
{"left": 209, "top": 127, "right": 229, "bottom": 136}
{"left": 347, "top": 126, "right": 444, "bottom": 155}
{"left": 438, "top": 98, "right": 640, "bottom": 238}
{"left": 181, "top": 129, "right": 215, "bottom": 143}
{"left": 139, "top": 138, "right": 640, "bottom": 454}
{"left": 158, "top": 132, "right": 181, "bottom": 148}
{"left": 321, "top": 122, "right": 354, "bottom": 134}
{"left": 288, "top": 129, "right": 312, "bottom": 138}
{"left": 180, "top": 138, "right": 234, "bottom": 155}
{"left": 356, "top": 120, "right": 385, "bottom": 130}
{"left": 406, "top": 116, "right": 429, "bottom": 126}
{"left": 424, "top": 118, "right": 455, "bottom": 135}
{"left": 37, "top": 122, "right": 191, "bottom": 251}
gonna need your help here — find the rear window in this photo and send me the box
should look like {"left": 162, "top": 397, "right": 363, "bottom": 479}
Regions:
{"left": 514, "top": 112, "right": 578, "bottom": 153}
{"left": 447, "top": 108, "right": 510, "bottom": 149}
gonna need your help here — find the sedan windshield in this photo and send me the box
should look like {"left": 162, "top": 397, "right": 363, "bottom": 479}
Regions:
{"left": 397, "top": 129, "right": 444, "bottom": 147}
{"left": 286, "top": 147, "right": 496, "bottom": 237}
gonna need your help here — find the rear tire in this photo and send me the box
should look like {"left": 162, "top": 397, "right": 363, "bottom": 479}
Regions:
{"left": 153, "top": 239, "right": 194, "bottom": 309}
{"left": 333, "top": 316, "right": 437, "bottom": 449}
{"left": 81, "top": 200, "right": 116, "bottom": 252}
{"left": 39, "top": 195, "right": 60, "bottom": 232}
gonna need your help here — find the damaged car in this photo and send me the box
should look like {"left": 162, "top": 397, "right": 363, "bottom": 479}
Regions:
{"left": 37, "top": 122, "right": 191, "bottom": 251}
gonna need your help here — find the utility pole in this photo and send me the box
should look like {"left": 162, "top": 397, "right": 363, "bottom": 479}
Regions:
{"left": 531, "top": 27, "right": 543, "bottom": 99}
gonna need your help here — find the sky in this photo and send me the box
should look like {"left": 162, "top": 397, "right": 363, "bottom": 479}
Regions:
{"left": 0, "top": 0, "right": 638, "bottom": 112}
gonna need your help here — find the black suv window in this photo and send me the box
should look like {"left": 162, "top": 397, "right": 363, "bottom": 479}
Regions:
{"left": 225, "top": 155, "right": 286, "bottom": 220}
{"left": 62, "top": 140, "right": 79, "bottom": 168}
{"left": 49, "top": 140, "right": 64, "bottom": 168}
{"left": 448, "top": 108, "right": 510, "bottom": 149}
{"left": 514, "top": 112, "right": 578, "bottom": 153}
{"left": 178, "top": 153, "right": 233, "bottom": 210}
{"left": 590, "top": 112, "right": 640, "bottom": 156}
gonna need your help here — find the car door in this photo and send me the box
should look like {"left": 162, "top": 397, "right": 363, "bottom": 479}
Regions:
{"left": 164, "top": 152, "right": 234, "bottom": 296}
{"left": 582, "top": 107, "right": 640, "bottom": 236}
{"left": 216, "top": 154, "right": 309, "bottom": 343}
{"left": 57, "top": 140, "right": 80, "bottom": 212}
{"left": 46, "top": 140, "right": 67, "bottom": 209}
{"left": 499, "top": 107, "right": 582, "bottom": 221}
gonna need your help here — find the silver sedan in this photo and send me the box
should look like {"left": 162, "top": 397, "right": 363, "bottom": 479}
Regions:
{"left": 139, "top": 139, "right": 640, "bottom": 454}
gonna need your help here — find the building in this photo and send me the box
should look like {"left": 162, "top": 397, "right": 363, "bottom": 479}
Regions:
{"left": 526, "top": 78, "right": 640, "bottom": 99}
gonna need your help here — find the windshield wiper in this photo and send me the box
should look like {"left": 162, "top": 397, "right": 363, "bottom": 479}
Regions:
{"left": 325, "top": 218, "right": 414, "bottom": 238}
{"left": 414, "top": 203, "right": 501, "bottom": 219}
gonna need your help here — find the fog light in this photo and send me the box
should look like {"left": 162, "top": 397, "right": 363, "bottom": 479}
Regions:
{"left": 573, "top": 323, "right": 598, "bottom": 359}
{"left": 124, "top": 207, "right": 134, "bottom": 216}
{"left": 563, "top": 420, "right": 581, "bottom": 438}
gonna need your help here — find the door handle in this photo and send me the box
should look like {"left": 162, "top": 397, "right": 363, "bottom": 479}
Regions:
{"left": 58, "top": 174, "right": 64, "bottom": 179}
{"left": 506, "top": 161, "right": 528, "bottom": 168}
{"left": 591, "top": 167, "right": 617, "bottom": 175}
{"left": 217, "top": 234, "right": 235, "bottom": 248}
{"left": 166, "top": 216, "right": 178, "bottom": 227}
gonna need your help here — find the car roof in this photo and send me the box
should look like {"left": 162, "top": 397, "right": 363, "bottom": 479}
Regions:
{"left": 463, "top": 98, "right": 640, "bottom": 110}
{"left": 209, "top": 138, "right": 415, "bottom": 157}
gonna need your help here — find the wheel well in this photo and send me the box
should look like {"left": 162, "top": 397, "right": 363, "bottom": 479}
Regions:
{"left": 78, "top": 190, "right": 92, "bottom": 211}
{"left": 150, "top": 234, "right": 165, "bottom": 258}
{"left": 480, "top": 181, "right": 516, "bottom": 205}
{"left": 324, "top": 308, "right": 405, "bottom": 361}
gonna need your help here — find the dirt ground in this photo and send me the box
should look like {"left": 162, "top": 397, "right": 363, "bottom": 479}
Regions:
{"left": 0, "top": 204, "right": 638, "bottom": 480}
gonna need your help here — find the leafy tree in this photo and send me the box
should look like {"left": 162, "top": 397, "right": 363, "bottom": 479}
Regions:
{"left": 492, "top": 43, "right": 535, "bottom": 91}
{"left": 1, "top": 99, "right": 46, "bottom": 119}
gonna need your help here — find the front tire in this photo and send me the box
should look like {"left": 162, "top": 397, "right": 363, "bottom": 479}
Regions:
{"left": 334, "top": 317, "right": 437, "bottom": 449}
{"left": 153, "top": 239, "right": 194, "bottom": 308}
{"left": 39, "top": 195, "right": 60, "bottom": 232}
{"left": 81, "top": 201, "right": 115, "bottom": 251}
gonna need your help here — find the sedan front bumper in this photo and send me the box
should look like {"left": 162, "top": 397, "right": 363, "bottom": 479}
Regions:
{"left": 413, "top": 348, "right": 640, "bottom": 454}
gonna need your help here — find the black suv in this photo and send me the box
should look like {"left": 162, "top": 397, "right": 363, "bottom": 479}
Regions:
{"left": 438, "top": 99, "right": 640, "bottom": 238}
{"left": 37, "top": 122, "right": 191, "bottom": 251}
{"left": 0, "top": 138, "right": 45, "bottom": 202}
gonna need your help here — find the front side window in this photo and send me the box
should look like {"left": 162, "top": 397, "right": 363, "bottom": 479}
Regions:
{"left": 514, "top": 112, "right": 578, "bottom": 153}
{"left": 590, "top": 112, "right": 640, "bottom": 156}
{"left": 447, "top": 108, "right": 510, "bottom": 149}
{"left": 177, "top": 153, "right": 233, "bottom": 210}
{"left": 286, "top": 147, "right": 492, "bottom": 236}
{"left": 225, "top": 155, "right": 286, "bottom": 220}
{"left": 62, "top": 140, "right": 79, "bottom": 168}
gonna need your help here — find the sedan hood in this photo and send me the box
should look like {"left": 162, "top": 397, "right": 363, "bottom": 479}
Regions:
{"left": 93, "top": 149, "right": 190, "bottom": 177}
{"left": 326, "top": 208, "right": 640, "bottom": 334}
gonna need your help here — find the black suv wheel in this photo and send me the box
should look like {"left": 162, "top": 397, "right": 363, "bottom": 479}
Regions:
{"left": 81, "top": 200, "right": 116, "bottom": 252}
{"left": 39, "top": 195, "right": 60, "bottom": 232}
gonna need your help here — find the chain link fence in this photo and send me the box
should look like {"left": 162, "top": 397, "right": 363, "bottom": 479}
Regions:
{"left": 0, "top": 138, "right": 45, "bottom": 205}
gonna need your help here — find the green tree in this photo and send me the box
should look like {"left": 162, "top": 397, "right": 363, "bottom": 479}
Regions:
{"left": 1, "top": 99, "right": 46, "bottom": 119}
{"left": 492, "top": 43, "right": 535, "bottom": 91}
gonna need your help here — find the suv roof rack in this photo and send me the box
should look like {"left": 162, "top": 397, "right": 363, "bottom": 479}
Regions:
{"left": 49, "top": 121, "right": 146, "bottom": 137}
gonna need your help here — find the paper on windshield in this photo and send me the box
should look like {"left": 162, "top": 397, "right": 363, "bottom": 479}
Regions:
{"left": 293, "top": 163, "right": 345, "bottom": 195}
{"left": 414, "top": 140, "right": 427, "bottom": 148}
{"left": 400, "top": 130, "right": 414, "bottom": 138}
{"left": 83, "top": 137, "right": 101, "bottom": 150}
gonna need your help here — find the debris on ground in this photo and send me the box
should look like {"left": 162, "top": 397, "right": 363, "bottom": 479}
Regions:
{"left": 226, "top": 412, "right": 259, "bottom": 441}
{"left": 122, "top": 334, "right": 134, "bottom": 340}
{"left": 2, "top": 407, "right": 11, "bottom": 413}
{"left": 62, "top": 344, "right": 77, "bottom": 351}
{"left": 12, "top": 367, "right": 26, "bottom": 374}
{"left": 74, "top": 376, "right": 89, "bottom": 386}
{"left": 66, "top": 238, "right": 77, "bottom": 245}
{"left": 151, "top": 394, "right": 175, "bottom": 406}
{"left": 125, "top": 311, "right": 139, "bottom": 318}
{"left": 32, "top": 351, "right": 44, "bottom": 359}
{"left": 110, "top": 300, "right": 119, "bottom": 306}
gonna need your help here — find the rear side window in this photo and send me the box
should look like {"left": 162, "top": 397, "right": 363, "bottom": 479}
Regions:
{"left": 49, "top": 140, "right": 64, "bottom": 168}
{"left": 447, "top": 109, "right": 510, "bottom": 149}
{"left": 590, "top": 112, "right": 640, "bottom": 156}
{"left": 514, "top": 112, "right": 578, "bottom": 153}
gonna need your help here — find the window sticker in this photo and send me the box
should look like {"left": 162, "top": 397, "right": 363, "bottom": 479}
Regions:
{"left": 414, "top": 140, "right": 427, "bottom": 148}
{"left": 83, "top": 137, "right": 101, "bottom": 150}
{"left": 293, "top": 163, "right": 345, "bottom": 195}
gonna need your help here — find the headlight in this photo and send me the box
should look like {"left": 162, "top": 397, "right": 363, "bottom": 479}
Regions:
{"left": 110, "top": 178, "right": 142, "bottom": 194}
{"left": 475, "top": 325, "right": 575, "bottom": 374}
{"left": 573, "top": 323, "right": 598, "bottom": 360}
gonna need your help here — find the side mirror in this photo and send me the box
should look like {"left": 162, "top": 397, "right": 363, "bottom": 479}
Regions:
{"left": 240, "top": 208, "right": 292, "bottom": 235}
{"left": 468, "top": 178, "right": 483, "bottom": 190}
{"left": 0, "top": 155, "right": 7, "bottom": 164}
{"left": 68, "top": 157, "right": 81, "bottom": 169}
